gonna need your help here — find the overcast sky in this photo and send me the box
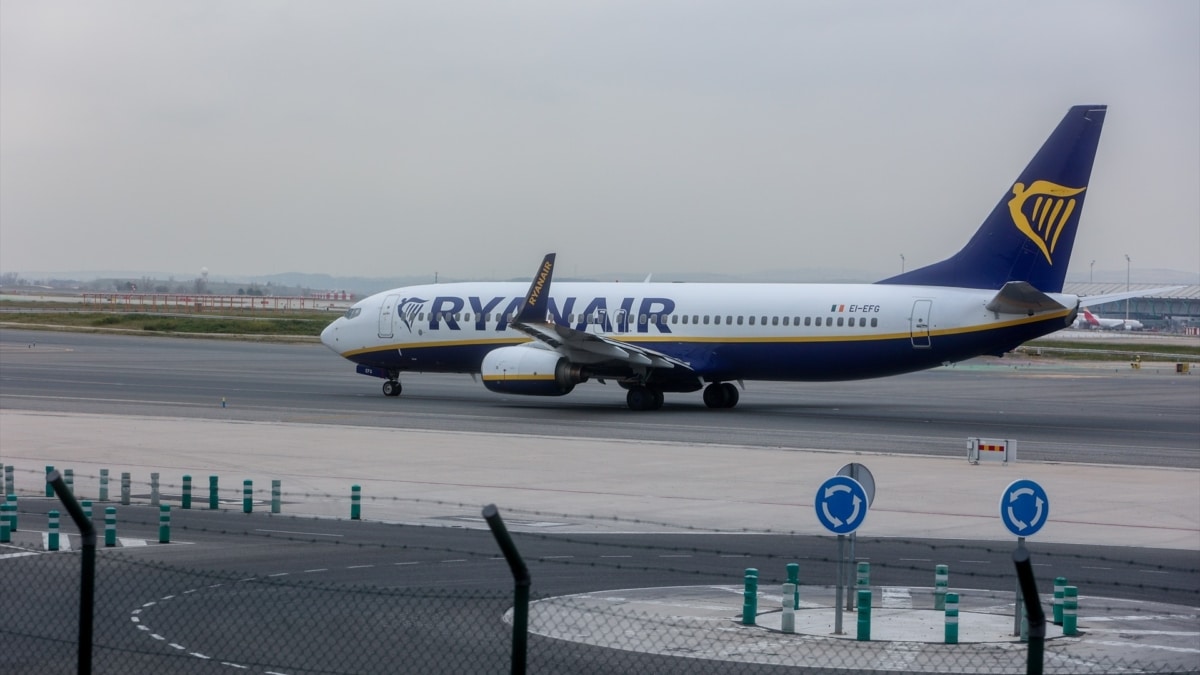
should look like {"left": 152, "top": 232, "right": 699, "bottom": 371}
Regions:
{"left": 2, "top": 1, "right": 1197, "bottom": 283}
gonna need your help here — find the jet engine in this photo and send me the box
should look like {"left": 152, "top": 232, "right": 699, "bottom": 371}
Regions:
{"left": 481, "top": 345, "right": 588, "bottom": 396}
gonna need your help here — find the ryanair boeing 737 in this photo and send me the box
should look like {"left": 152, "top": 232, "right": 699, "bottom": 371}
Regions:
{"left": 321, "top": 105, "right": 1140, "bottom": 410}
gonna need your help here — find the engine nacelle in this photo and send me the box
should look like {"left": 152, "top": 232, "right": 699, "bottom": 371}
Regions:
{"left": 481, "top": 346, "right": 587, "bottom": 396}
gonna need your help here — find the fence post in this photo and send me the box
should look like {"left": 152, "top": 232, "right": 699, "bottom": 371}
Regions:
{"left": 934, "top": 564, "right": 949, "bottom": 610}
{"left": 351, "top": 485, "right": 361, "bottom": 520}
{"left": 48, "top": 510, "right": 60, "bottom": 551}
{"left": 104, "top": 507, "right": 117, "bottom": 547}
{"left": 781, "top": 582, "right": 796, "bottom": 633}
{"left": 99, "top": 469, "right": 109, "bottom": 502}
{"left": 945, "top": 592, "right": 959, "bottom": 644}
{"left": 46, "top": 470, "right": 97, "bottom": 675}
{"left": 243, "top": 480, "right": 253, "bottom": 514}
{"left": 159, "top": 505, "right": 171, "bottom": 544}
{"left": 1063, "top": 586, "right": 1078, "bottom": 636}
{"left": 120, "top": 472, "right": 131, "bottom": 506}
{"left": 150, "top": 473, "right": 160, "bottom": 507}
{"left": 45, "top": 465, "right": 55, "bottom": 497}
{"left": 1053, "top": 576, "right": 1066, "bottom": 625}
{"left": 1012, "top": 546, "right": 1046, "bottom": 675}
{"left": 209, "top": 475, "right": 219, "bottom": 510}
{"left": 742, "top": 568, "right": 759, "bottom": 625}
{"left": 182, "top": 475, "right": 192, "bottom": 509}
{"left": 856, "top": 588, "right": 871, "bottom": 641}
{"left": 482, "top": 504, "right": 529, "bottom": 675}
{"left": 271, "top": 479, "right": 281, "bottom": 514}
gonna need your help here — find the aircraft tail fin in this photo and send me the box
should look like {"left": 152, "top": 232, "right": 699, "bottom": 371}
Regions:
{"left": 878, "top": 105, "right": 1107, "bottom": 293}
{"left": 515, "top": 253, "right": 557, "bottom": 323}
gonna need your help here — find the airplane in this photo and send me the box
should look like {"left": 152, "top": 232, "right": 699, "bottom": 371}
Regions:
{"left": 321, "top": 104, "right": 1146, "bottom": 410}
{"left": 1073, "top": 308, "right": 1143, "bottom": 331}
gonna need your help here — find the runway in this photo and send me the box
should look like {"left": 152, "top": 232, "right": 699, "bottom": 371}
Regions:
{"left": 2, "top": 328, "right": 1198, "bottom": 673}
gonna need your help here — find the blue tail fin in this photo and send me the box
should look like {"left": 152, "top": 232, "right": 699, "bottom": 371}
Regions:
{"left": 878, "top": 105, "right": 1106, "bottom": 292}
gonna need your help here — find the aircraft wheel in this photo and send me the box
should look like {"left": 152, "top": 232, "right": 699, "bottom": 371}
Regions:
{"left": 382, "top": 380, "right": 402, "bottom": 397}
{"left": 703, "top": 383, "right": 724, "bottom": 408}
{"left": 651, "top": 389, "right": 665, "bottom": 410}
{"left": 626, "top": 386, "right": 657, "bottom": 411}
{"left": 721, "top": 382, "right": 739, "bottom": 408}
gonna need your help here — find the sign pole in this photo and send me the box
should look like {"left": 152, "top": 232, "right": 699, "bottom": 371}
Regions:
{"left": 1014, "top": 535, "right": 1026, "bottom": 635}
{"left": 846, "top": 532, "right": 856, "bottom": 610}
{"left": 835, "top": 534, "right": 845, "bottom": 634}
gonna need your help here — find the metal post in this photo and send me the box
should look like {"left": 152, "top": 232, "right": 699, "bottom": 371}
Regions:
{"left": 182, "top": 475, "right": 192, "bottom": 509}
{"left": 1053, "top": 576, "right": 1066, "bottom": 625}
{"left": 742, "top": 568, "right": 758, "bottom": 625}
{"left": 351, "top": 485, "right": 361, "bottom": 520}
{"left": 104, "top": 507, "right": 116, "bottom": 547}
{"left": 482, "top": 504, "right": 530, "bottom": 675}
{"left": 208, "top": 475, "right": 219, "bottom": 510}
{"left": 150, "top": 472, "right": 160, "bottom": 507}
{"left": 271, "top": 479, "right": 281, "bottom": 514}
{"left": 935, "top": 564, "right": 949, "bottom": 610}
{"left": 845, "top": 532, "right": 857, "bottom": 611}
{"left": 120, "top": 472, "right": 131, "bottom": 506}
{"left": 835, "top": 534, "right": 845, "bottom": 634}
{"left": 98, "top": 469, "right": 108, "bottom": 502}
{"left": 1012, "top": 546, "right": 1046, "bottom": 675}
{"left": 47, "top": 470, "right": 96, "bottom": 675}
{"left": 242, "top": 480, "right": 253, "bottom": 513}
{"left": 782, "top": 582, "right": 796, "bottom": 633}
{"left": 48, "top": 510, "right": 60, "bottom": 550}
{"left": 46, "top": 465, "right": 55, "bottom": 497}
{"left": 945, "top": 592, "right": 959, "bottom": 644}
{"left": 1014, "top": 536, "right": 1025, "bottom": 636}
{"left": 159, "top": 505, "right": 171, "bottom": 544}
{"left": 856, "top": 588, "right": 871, "bottom": 641}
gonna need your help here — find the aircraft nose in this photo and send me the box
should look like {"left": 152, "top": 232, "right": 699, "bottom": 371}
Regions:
{"left": 320, "top": 319, "right": 340, "bottom": 352}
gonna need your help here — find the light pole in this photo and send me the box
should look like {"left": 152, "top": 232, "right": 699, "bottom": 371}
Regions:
{"left": 1090, "top": 260, "right": 1095, "bottom": 284}
{"left": 1124, "top": 254, "right": 1131, "bottom": 322}
{"left": 900, "top": 254, "right": 905, "bottom": 273}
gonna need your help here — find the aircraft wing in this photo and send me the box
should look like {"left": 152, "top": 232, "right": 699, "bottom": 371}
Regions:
{"left": 510, "top": 253, "right": 695, "bottom": 372}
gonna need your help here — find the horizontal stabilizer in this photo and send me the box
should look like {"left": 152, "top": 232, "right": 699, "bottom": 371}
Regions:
{"left": 985, "top": 281, "right": 1069, "bottom": 315}
{"left": 1078, "top": 286, "right": 1183, "bottom": 308}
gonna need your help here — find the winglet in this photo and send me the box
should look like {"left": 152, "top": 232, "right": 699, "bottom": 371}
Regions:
{"left": 515, "top": 253, "right": 556, "bottom": 323}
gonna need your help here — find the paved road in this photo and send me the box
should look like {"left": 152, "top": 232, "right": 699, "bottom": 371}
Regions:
{"left": 2, "top": 329, "right": 1198, "bottom": 467}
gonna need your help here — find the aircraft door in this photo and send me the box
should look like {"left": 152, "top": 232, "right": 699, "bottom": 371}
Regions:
{"left": 378, "top": 294, "right": 400, "bottom": 338}
{"left": 910, "top": 299, "right": 932, "bottom": 348}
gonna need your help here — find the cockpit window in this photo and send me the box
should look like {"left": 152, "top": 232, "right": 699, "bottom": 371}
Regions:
{"left": 343, "top": 307, "right": 362, "bottom": 319}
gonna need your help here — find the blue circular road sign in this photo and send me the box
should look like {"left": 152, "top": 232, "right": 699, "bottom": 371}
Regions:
{"left": 815, "top": 476, "right": 870, "bottom": 535}
{"left": 999, "top": 479, "right": 1050, "bottom": 537}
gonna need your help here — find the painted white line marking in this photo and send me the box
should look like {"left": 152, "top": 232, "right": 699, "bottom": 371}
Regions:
{"left": 0, "top": 551, "right": 40, "bottom": 560}
{"left": 543, "top": 556, "right": 573, "bottom": 559}
{"left": 169, "top": 643, "right": 186, "bottom": 650}
{"left": 255, "top": 529, "right": 342, "bottom": 538}
{"left": 268, "top": 572, "right": 289, "bottom": 577}
{"left": 441, "top": 559, "right": 466, "bottom": 563}
{"left": 347, "top": 564, "right": 374, "bottom": 570}
{"left": 1082, "top": 566, "right": 1111, "bottom": 570}
{"left": 304, "top": 568, "right": 328, "bottom": 573}
{"left": 137, "top": 626, "right": 150, "bottom": 632}
{"left": 1141, "top": 570, "right": 1170, "bottom": 575}
{"left": 1089, "top": 640, "right": 1200, "bottom": 655}
{"left": 220, "top": 663, "right": 249, "bottom": 670}
{"left": 959, "top": 560, "right": 990, "bottom": 564}
{"left": 883, "top": 587, "right": 912, "bottom": 609}
{"left": 151, "top": 634, "right": 165, "bottom": 641}
{"left": 393, "top": 562, "right": 418, "bottom": 566}
{"left": 660, "top": 555, "right": 691, "bottom": 558}
{"left": 161, "top": 595, "right": 175, "bottom": 600}
{"left": 131, "top": 617, "right": 139, "bottom": 623}
{"left": 119, "top": 538, "right": 147, "bottom": 547}
{"left": 190, "top": 652, "right": 210, "bottom": 660}
{"left": 899, "top": 558, "right": 930, "bottom": 562}
{"left": 142, "top": 602, "right": 156, "bottom": 608}
{"left": 601, "top": 555, "right": 631, "bottom": 559}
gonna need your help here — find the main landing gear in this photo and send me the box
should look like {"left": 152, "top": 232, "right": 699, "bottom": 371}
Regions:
{"left": 382, "top": 380, "right": 402, "bottom": 397}
{"left": 702, "top": 382, "right": 739, "bottom": 409}
{"left": 625, "top": 385, "right": 665, "bottom": 411}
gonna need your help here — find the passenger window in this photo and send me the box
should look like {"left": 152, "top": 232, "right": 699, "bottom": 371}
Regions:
{"left": 859, "top": 317, "right": 866, "bottom": 327}
{"left": 649, "top": 315, "right": 657, "bottom": 324}
{"left": 804, "top": 317, "right": 811, "bottom": 326}
{"left": 736, "top": 316, "right": 743, "bottom": 325}
{"left": 782, "top": 316, "right": 789, "bottom": 326}
{"left": 693, "top": 315, "right": 699, "bottom": 324}
{"left": 748, "top": 316, "right": 755, "bottom": 326}
{"left": 772, "top": 316, "right": 779, "bottom": 326}
{"left": 835, "top": 317, "right": 842, "bottom": 326}
{"left": 871, "top": 317, "right": 878, "bottom": 327}
{"left": 714, "top": 315, "right": 721, "bottom": 325}
{"left": 680, "top": 315, "right": 687, "bottom": 324}
{"left": 703, "top": 315, "right": 710, "bottom": 325}
{"left": 814, "top": 317, "right": 822, "bottom": 326}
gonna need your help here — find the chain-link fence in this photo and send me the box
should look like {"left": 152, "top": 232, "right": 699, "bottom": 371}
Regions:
{"left": 3, "top": 466, "right": 1197, "bottom": 674}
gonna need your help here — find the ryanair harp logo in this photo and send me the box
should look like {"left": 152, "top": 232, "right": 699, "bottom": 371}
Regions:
{"left": 1007, "top": 180, "right": 1086, "bottom": 265}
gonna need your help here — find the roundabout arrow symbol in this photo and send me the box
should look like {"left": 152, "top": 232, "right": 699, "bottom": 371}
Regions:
{"left": 1006, "top": 505, "right": 1028, "bottom": 531}
{"left": 822, "top": 503, "right": 843, "bottom": 526}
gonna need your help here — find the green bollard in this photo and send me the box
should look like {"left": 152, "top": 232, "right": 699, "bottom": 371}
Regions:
{"left": 1053, "top": 576, "right": 1066, "bottom": 625}
{"left": 856, "top": 561, "right": 870, "bottom": 613}
{"left": 4, "top": 464, "right": 13, "bottom": 495}
{"left": 182, "top": 475, "right": 192, "bottom": 509}
{"left": 159, "top": 505, "right": 171, "bottom": 544}
{"left": 781, "top": 582, "right": 796, "bottom": 633}
{"left": 945, "top": 592, "right": 959, "bottom": 644}
{"left": 786, "top": 562, "right": 800, "bottom": 611}
{"left": 82, "top": 500, "right": 93, "bottom": 522}
{"left": 351, "top": 484, "right": 361, "bottom": 520}
{"left": 104, "top": 507, "right": 117, "bottom": 547}
{"left": 271, "top": 479, "right": 281, "bottom": 514}
{"left": 45, "top": 465, "right": 54, "bottom": 497}
{"left": 1063, "top": 586, "right": 1078, "bottom": 636}
{"left": 48, "top": 510, "right": 60, "bottom": 551}
{"left": 208, "top": 475, "right": 219, "bottom": 510}
{"left": 742, "top": 568, "right": 759, "bottom": 626}
{"left": 5, "top": 494, "right": 17, "bottom": 531}
{"left": 243, "top": 480, "right": 253, "bottom": 514}
{"left": 0, "top": 520, "right": 8, "bottom": 543}
{"left": 99, "top": 469, "right": 109, "bottom": 502}
{"left": 64, "top": 469, "right": 74, "bottom": 495}
{"left": 934, "top": 564, "right": 949, "bottom": 610}
{"left": 856, "top": 589, "right": 871, "bottom": 641}
{"left": 120, "top": 472, "right": 131, "bottom": 505}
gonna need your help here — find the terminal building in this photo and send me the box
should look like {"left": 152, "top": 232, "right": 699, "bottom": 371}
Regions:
{"left": 1063, "top": 284, "right": 1200, "bottom": 333}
